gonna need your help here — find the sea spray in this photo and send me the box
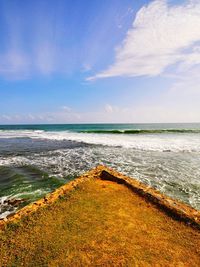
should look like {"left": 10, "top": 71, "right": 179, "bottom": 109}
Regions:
{"left": 0, "top": 123, "right": 200, "bottom": 218}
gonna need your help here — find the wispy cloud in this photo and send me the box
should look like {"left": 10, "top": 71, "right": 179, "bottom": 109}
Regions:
{"left": 0, "top": 0, "right": 132, "bottom": 80}
{"left": 2, "top": 89, "right": 200, "bottom": 124}
{"left": 0, "top": 2, "right": 70, "bottom": 80}
{"left": 0, "top": 105, "right": 82, "bottom": 124}
{"left": 88, "top": 0, "right": 200, "bottom": 80}
{"left": 0, "top": 50, "right": 30, "bottom": 80}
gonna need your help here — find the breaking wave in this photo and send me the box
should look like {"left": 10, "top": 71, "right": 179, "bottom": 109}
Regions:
{"left": 0, "top": 124, "right": 200, "bottom": 217}
{"left": 80, "top": 129, "right": 200, "bottom": 134}
{"left": 0, "top": 129, "right": 200, "bottom": 152}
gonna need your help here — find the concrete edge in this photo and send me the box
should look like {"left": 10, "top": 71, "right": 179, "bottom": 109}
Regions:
{"left": 0, "top": 165, "right": 199, "bottom": 231}
{"left": 97, "top": 166, "right": 200, "bottom": 229}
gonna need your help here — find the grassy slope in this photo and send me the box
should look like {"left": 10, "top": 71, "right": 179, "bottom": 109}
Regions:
{"left": 0, "top": 179, "right": 199, "bottom": 266}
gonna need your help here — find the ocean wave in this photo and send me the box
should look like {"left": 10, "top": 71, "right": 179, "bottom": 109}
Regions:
{"left": 0, "top": 146, "right": 199, "bottom": 211}
{"left": 0, "top": 129, "right": 45, "bottom": 135}
{"left": 80, "top": 129, "right": 200, "bottom": 134}
{"left": 0, "top": 129, "right": 200, "bottom": 152}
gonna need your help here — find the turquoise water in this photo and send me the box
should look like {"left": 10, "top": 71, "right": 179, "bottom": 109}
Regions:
{"left": 1, "top": 122, "right": 200, "bottom": 132}
{"left": 0, "top": 123, "right": 200, "bottom": 218}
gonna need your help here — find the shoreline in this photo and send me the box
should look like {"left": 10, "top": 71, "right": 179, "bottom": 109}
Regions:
{"left": 1, "top": 165, "right": 199, "bottom": 230}
{"left": 0, "top": 125, "right": 200, "bottom": 212}
{"left": 0, "top": 165, "right": 199, "bottom": 266}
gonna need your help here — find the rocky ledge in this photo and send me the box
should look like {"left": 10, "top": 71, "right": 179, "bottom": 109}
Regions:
{"left": 0, "top": 165, "right": 199, "bottom": 230}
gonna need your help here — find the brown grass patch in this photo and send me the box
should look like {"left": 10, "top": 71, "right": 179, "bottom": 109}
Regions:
{"left": 0, "top": 178, "right": 199, "bottom": 266}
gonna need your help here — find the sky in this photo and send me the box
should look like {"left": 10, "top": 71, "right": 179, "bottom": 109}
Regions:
{"left": 0, "top": 0, "right": 200, "bottom": 124}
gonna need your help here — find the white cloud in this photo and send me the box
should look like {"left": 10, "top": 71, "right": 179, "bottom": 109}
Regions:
{"left": 88, "top": 0, "right": 200, "bottom": 80}
{"left": 0, "top": 106, "right": 82, "bottom": 124}
{"left": 2, "top": 89, "right": 200, "bottom": 123}
{"left": 105, "top": 104, "right": 114, "bottom": 113}
{"left": 27, "top": 114, "right": 36, "bottom": 120}
{"left": 1, "top": 115, "right": 12, "bottom": 121}
{"left": 61, "top": 106, "right": 72, "bottom": 112}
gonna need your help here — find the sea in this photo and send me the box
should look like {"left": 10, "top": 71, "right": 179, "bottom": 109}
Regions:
{"left": 0, "top": 123, "right": 200, "bottom": 219}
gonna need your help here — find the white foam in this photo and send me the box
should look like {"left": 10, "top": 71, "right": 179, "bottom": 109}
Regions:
{"left": 0, "top": 196, "right": 17, "bottom": 219}
{"left": 13, "top": 189, "right": 48, "bottom": 198}
{"left": 0, "top": 210, "right": 15, "bottom": 219}
{"left": 0, "top": 156, "right": 29, "bottom": 166}
{"left": 0, "top": 196, "right": 10, "bottom": 205}
{"left": 0, "top": 129, "right": 200, "bottom": 152}
{"left": 0, "top": 190, "right": 48, "bottom": 219}
{"left": 0, "top": 129, "right": 45, "bottom": 138}
{"left": 0, "top": 144, "right": 199, "bottom": 210}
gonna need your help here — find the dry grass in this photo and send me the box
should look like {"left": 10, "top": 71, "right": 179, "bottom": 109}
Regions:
{"left": 0, "top": 179, "right": 199, "bottom": 266}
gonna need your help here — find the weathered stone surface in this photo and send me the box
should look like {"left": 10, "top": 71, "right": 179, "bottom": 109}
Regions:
{"left": 4, "top": 198, "right": 25, "bottom": 207}
{"left": 98, "top": 166, "right": 200, "bottom": 228}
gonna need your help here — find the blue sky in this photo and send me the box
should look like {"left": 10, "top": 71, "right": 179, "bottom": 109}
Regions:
{"left": 0, "top": 0, "right": 200, "bottom": 124}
